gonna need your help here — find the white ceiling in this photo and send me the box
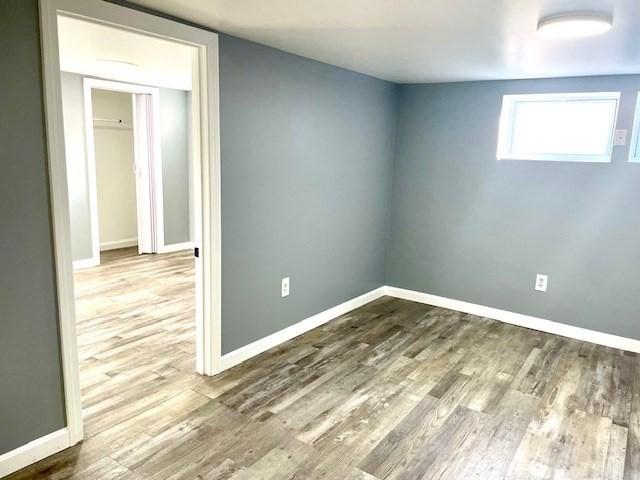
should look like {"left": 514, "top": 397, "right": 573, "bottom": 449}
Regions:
{"left": 57, "top": 15, "right": 194, "bottom": 90}
{"left": 128, "top": 0, "right": 640, "bottom": 83}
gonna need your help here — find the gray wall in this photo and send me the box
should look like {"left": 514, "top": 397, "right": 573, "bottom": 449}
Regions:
{"left": 0, "top": 0, "right": 67, "bottom": 455}
{"left": 60, "top": 75, "right": 192, "bottom": 260}
{"left": 387, "top": 75, "right": 640, "bottom": 340}
{"left": 1, "top": 5, "right": 396, "bottom": 453}
{"left": 10, "top": 0, "right": 640, "bottom": 460}
{"left": 61, "top": 72, "right": 93, "bottom": 259}
{"left": 219, "top": 35, "right": 397, "bottom": 353}
{"left": 160, "top": 88, "right": 191, "bottom": 245}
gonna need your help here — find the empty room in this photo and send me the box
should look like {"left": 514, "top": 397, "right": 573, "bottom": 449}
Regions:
{"left": 2, "top": 0, "right": 640, "bottom": 479}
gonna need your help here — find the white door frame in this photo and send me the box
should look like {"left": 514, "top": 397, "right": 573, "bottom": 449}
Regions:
{"left": 81, "top": 78, "right": 164, "bottom": 262}
{"left": 39, "top": 0, "right": 222, "bottom": 449}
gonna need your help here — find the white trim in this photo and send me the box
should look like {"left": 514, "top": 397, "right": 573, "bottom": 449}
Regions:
{"left": 628, "top": 92, "right": 640, "bottom": 163}
{"left": 218, "top": 287, "right": 386, "bottom": 372}
{"left": 72, "top": 257, "right": 100, "bottom": 270}
{"left": 384, "top": 286, "right": 640, "bottom": 353}
{"left": 195, "top": 30, "right": 222, "bottom": 377}
{"left": 497, "top": 91, "right": 620, "bottom": 163}
{"left": 157, "top": 241, "right": 194, "bottom": 254}
{"left": 39, "top": 0, "right": 84, "bottom": 447}
{"left": 497, "top": 153, "right": 614, "bottom": 163}
{"left": 39, "top": 0, "right": 222, "bottom": 466}
{"left": 0, "top": 429, "right": 70, "bottom": 478}
{"left": 99, "top": 237, "right": 138, "bottom": 251}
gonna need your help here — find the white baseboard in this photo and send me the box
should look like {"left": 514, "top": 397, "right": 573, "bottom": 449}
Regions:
{"left": 157, "top": 242, "right": 194, "bottom": 254}
{"left": 99, "top": 238, "right": 138, "bottom": 251}
{"left": 218, "top": 286, "right": 386, "bottom": 371}
{"left": 72, "top": 257, "right": 100, "bottom": 271}
{"left": 0, "top": 428, "right": 70, "bottom": 478}
{"left": 384, "top": 286, "right": 640, "bottom": 353}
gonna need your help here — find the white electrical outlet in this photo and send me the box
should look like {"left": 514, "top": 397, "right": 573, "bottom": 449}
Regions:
{"left": 281, "top": 277, "right": 290, "bottom": 297}
{"left": 535, "top": 274, "right": 548, "bottom": 292}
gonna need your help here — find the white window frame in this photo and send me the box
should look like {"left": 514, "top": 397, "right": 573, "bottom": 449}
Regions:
{"left": 497, "top": 92, "right": 620, "bottom": 163}
{"left": 628, "top": 93, "right": 640, "bottom": 163}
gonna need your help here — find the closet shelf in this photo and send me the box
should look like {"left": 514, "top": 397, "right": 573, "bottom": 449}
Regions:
{"left": 93, "top": 118, "right": 133, "bottom": 129}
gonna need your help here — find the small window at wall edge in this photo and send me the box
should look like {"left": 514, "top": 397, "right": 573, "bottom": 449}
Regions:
{"left": 496, "top": 92, "right": 620, "bottom": 163}
{"left": 628, "top": 92, "right": 640, "bottom": 163}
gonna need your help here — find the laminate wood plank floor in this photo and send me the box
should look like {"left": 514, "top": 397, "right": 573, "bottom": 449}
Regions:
{"left": 7, "top": 248, "right": 640, "bottom": 479}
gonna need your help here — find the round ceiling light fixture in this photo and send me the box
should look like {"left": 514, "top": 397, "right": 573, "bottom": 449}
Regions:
{"left": 537, "top": 12, "right": 613, "bottom": 38}
{"left": 95, "top": 59, "right": 140, "bottom": 71}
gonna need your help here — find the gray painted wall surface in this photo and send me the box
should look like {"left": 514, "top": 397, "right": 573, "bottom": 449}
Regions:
{"left": 2, "top": 7, "right": 396, "bottom": 452}
{"left": 387, "top": 75, "right": 640, "bottom": 340}
{"left": 219, "top": 35, "right": 396, "bottom": 353}
{"left": 0, "top": 0, "right": 66, "bottom": 455}
{"left": 187, "top": 91, "right": 195, "bottom": 242}
{"left": 11, "top": 0, "right": 640, "bottom": 460}
{"left": 61, "top": 72, "right": 93, "bottom": 260}
{"left": 60, "top": 75, "right": 192, "bottom": 260}
{"left": 160, "top": 88, "right": 191, "bottom": 245}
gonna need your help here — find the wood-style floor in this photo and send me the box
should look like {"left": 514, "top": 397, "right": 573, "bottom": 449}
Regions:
{"left": 8, "top": 249, "right": 640, "bottom": 479}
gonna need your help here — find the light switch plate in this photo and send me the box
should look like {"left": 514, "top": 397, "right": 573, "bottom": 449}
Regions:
{"left": 281, "top": 277, "right": 290, "bottom": 297}
{"left": 614, "top": 129, "right": 628, "bottom": 146}
{"left": 535, "top": 274, "right": 548, "bottom": 292}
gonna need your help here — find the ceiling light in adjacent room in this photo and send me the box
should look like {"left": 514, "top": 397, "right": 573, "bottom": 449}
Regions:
{"left": 537, "top": 13, "right": 612, "bottom": 39}
{"left": 95, "top": 59, "right": 140, "bottom": 74}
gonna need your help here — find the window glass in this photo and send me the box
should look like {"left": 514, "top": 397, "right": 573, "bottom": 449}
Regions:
{"left": 497, "top": 93, "right": 619, "bottom": 162}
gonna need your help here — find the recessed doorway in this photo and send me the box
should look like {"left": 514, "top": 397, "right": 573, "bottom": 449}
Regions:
{"left": 39, "top": 0, "right": 222, "bottom": 451}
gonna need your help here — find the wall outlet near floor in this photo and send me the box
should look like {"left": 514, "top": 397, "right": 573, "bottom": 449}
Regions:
{"left": 535, "top": 274, "right": 548, "bottom": 292}
{"left": 281, "top": 277, "right": 290, "bottom": 297}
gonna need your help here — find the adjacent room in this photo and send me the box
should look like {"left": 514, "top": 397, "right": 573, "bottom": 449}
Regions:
{"left": 2, "top": 0, "right": 640, "bottom": 479}
{"left": 26, "top": 12, "right": 205, "bottom": 463}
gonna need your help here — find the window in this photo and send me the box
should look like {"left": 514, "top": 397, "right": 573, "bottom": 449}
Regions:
{"left": 497, "top": 92, "right": 620, "bottom": 162}
{"left": 628, "top": 93, "right": 640, "bottom": 163}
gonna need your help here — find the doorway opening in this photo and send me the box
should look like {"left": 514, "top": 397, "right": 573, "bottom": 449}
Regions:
{"left": 40, "top": 0, "right": 222, "bottom": 449}
{"left": 73, "top": 77, "right": 192, "bottom": 267}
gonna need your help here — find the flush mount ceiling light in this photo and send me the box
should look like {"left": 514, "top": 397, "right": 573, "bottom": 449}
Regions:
{"left": 95, "top": 59, "right": 140, "bottom": 71}
{"left": 537, "top": 12, "right": 613, "bottom": 39}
